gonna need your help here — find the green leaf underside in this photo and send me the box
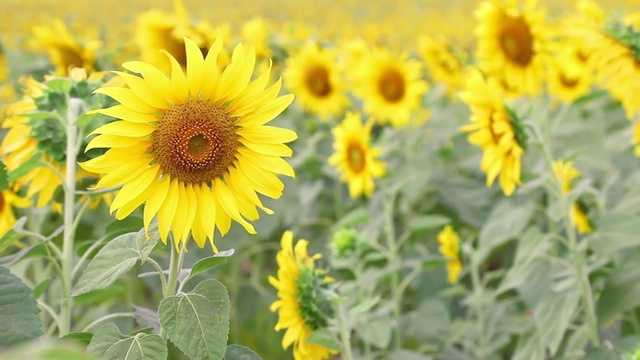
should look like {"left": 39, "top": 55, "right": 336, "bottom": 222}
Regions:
{"left": 87, "top": 323, "right": 167, "bottom": 360}
{"left": 189, "top": 249, "right": 235, "bottom": 278}
{"left": 305, "top": 328, "right": 341, "bottom": 351}
{"left": 224, "top": 344, "right": 262, "bottom": 360}
{"left": 0, "top": 265, "right": 43, "bottom": 345}
{"left": 159, "top": 279, "right": 230, "bottom": 360}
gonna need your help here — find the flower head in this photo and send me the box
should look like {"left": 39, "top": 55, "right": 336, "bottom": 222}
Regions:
{"left": 269, "top": 231, "right": 337, "bottom": 360}
{"left": 328, "top": 112, "right": 386, "bottom": 198}
{"left": 81, "top": 37, "right": 296, "bottom": 252}
{"left": 552, "top": 161, "right": 593, "bottom": 234}
{"left": 437, "top": 225, "right": 462, "bottom": 284}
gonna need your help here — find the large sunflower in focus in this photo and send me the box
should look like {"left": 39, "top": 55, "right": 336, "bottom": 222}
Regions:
{"left": 269, "top": 231, "right": 336, "bottom": 360}
{"left": 32, "top": 20, "right": 101, "bottom": 75}
{"left": 81, "top": 37, "right": 296, "bottom": 251}
{"left": 283, "top": 43, "right": 350, "bottom": 119}
{"left": 352, "top": 48, "right": 429, "bottom": 128}
{"left": 474, "top": 0, "right": 549, "bottom": 96}
{"left": 328, "top": 112, "right": 386, "bottom": 198}
{"left": 460, "top": 70, "right": 526, "bottom": 196}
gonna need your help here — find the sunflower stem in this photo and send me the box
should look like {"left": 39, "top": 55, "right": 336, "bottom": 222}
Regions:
{"left": 165, "top": 241, "right": 185, "bottom": 298}
{"left": 470, "top": 250, "right": 487, "bottom": 359}
{"left": 383, "top": 189, "right": 402, "bottom": 350}
{"left": 337, "top": 301, "right": 353, "bottom": 360}
{"left": 59, "top": 97, "right": 82, "bottom": 337}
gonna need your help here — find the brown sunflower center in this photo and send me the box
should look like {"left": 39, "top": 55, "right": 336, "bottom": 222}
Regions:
{"left": 0, "top": 192, "right": 5, "bottom": 210}
{"left": 305, "top": 65, "right": 332, "bottom": 97}
{"left": 153, "top": 100, "right": 238, "bottom": 184}
{"left": 347, "top": 142, "right": 366, "bottom": 173}
{"left": 499, "top": 15, "right": 534, "bottom": 67}
{"left": 378, "top": 69, "right": 405, "bottom": 102}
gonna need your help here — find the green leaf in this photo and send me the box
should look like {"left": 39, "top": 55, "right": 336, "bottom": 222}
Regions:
{"left": 478, "top": 200, "right": 536, "bottom": 262}
{"left": 71, "top": 227, "right": 160, "bottom": 296}
{"left": 597, "top": 250, "right": 640, "bottom": 324}
{"left": 188, "top": 249, "right": 235, "bottom": 278}
{"left": 0, "top": 229, "right": 23, "bottom": 254}
{"left": 159, "top": 279, "right": 230, "bottom": 360}
{"left": 87, "top": 323, "right": 167, "bottom": 360}
{"left": 0, "top": 265, "right": 42, "bottom": 345}
{"left": 408, "top": 214, "right": 450, "bottom": 232}
{"left": 305, "top": 328, "right": 341, "bottom": 351}
{"left": 588, "top": 213, "right": 640, "bottom": 255}
{"left": 106, "top": 216, "right": 144, "bottom": 238}
{"left": 359, "top": 315, "right": 392, "bottom": 349}
{"left": 224, "top": 345, "right": 262, "bottom": 360}
{"left": 534, "top": 288, "right": 580, "bottom": 356}
{"left": 0, "top": 158, "right": 8, "bottom": 191}
{"left": 61, "top": 332, "right": 94, "bottom": 345}
{"left": 7, "top": 152, "right": 46, "bottom": 182}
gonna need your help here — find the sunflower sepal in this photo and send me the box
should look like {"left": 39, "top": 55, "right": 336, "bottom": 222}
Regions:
{"left": 505, "top": 104, "right": 529, "bottom": 151}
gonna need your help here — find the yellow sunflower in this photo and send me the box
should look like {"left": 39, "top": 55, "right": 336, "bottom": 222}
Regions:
{"left": 31, "top": 20, "right": 101, "bottom": 76}
{"left": 81, "top": 37, "right": 296, "bottom": 251}
{"left": 241, "top": 17, "right": 273, "bottom": 60}
{"left": 546, "top": 55, "right": 592, "bottom": 104}
{"left": 552, "top": 161, "right": 593, "bottom": 234}
{"left": 0, "top": 189, "right": 31, "bottom": 238}
{"left": 460, "top": 69, "right": 525, "bottom": 196}
{"left": 437, "top": 225, "right": 462, "bottom": 285}
{"left": 268, "top": 231, "right": 337, "bottom": 360}
{"left": 417, "top": 35, "right": 467, "bottom": 96}
{"left": 0, "top": 50, "right": 15, "bottom": 104}
{"left": 283, "top": 43, "right": 350, "bottom": 119}
{"left": 328, "top": 112, "right": 386, "bottom": 198}
{"left": 352, "top": 48, "right": 429, "bottom": 128}
{"left": 474, "top": 0, "right": 549, "bottom": 97}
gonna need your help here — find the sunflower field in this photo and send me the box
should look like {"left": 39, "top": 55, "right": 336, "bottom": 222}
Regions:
{"left": 1, "top": 0, "right": 640, "bottom": 359}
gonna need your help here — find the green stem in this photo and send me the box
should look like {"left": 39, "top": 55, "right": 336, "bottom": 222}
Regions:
{"left": 81, "top": 312, "right": 136, "bottom": 332}
{"left": 337, "top": 301, "right": 353, "bottom": 360}
{"left": 165, "top": 242, "right": 185, "bottom": 298}
{"left": 470, "top": 252, "right": 486, "bottom": 360}
{"left": 383, "top": 190, "right": 402, "bottom": 350}
{"left": 59, "top": 97, "right": 81, "bottom": 337}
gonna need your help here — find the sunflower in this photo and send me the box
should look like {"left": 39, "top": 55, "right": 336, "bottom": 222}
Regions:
{"left": 31, "top": 20, "right": 101, "bottom": 76}
{"left": 552, "top": 161, "right": 593, "bottom": 234}
{"left": 135, "top": 0, "right": 224, "bottom": 73}
{"left": 417, "top": 35, "right": 467, "bottom": 96}
{"left": 460, "top": 69, "right": 526, "bottom": 196}
{"left": 268, "top": 231, "right": 336, "bottom": 360}
{"left": 437, "top": 225, "right": 462, "bottom": 285}
{"left": 546, "top": 56, "right": 592, "bottom": 104}
{"left": 241, "top": 17, "right": 273, "bottom": 60}
{"left": 352, "top": 48, "right": 429, "bottom": 128}
{"left": 328, "top": 112, "right": 386, "bottom": 198}
{"left": 283, "top": 43, "right": 350, "bottom": 119}
{"left": 81, "top": 37, "right": 296, "bottom": 251}
{"left": 0, "top": 49, "right": 15, "bottom": 104}
{"left": 474, "top": 0, "right": 549, "bottom": 97}
{"left": 0, "top": 189, "right": 31, "bottom": 238}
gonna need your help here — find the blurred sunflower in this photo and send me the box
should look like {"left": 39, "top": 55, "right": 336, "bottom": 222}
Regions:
{"left": 417, "top": 36, "right": 467, "bottom": 96}
{"left": 0, "top": 189, "right": 30, "bottom": 238}
{"left": 460, "top": 69, "right": 526, "bottom": 196}
{"left": 352, "top": 48, "right": 428, "bottom": 128}
{"left": 269, "top": 231, "right": 336, "bottom": 360}
{"left": 81, "top": 37, "right": 296, "bottom": 251}
{"left": 437, "top": 225, "right": 462, "bottom": 285}
{"left": 241, "top": 17, "right": 273, "bottom": 60}
{"left": 546, "top": 56, "right": 591, "bottom": 104}
{"left": 552, "top": 161, "right": 592, "bottom": 234}
{"left": 283, "top": 43, "right": 350, "bottom": 119}
{"left": 135, "top": 0, "right": 226, "bottom": 73}
{"left": 474, "top": 0, "right": 549, "bottom": 96}
{"left": 0, "top": 48, "right": 15, "bottom": 104}
{"left": 328, "top": 112, "right": 386, "bottom": 198}
{"left": 31, "top": 20, "right": 101, "bottom": 76}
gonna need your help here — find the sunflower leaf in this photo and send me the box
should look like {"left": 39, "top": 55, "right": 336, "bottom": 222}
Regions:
{"left": 87, "top": 323, "right": 167, "bottom": 360}
{"left": 159, "top": 279, "right": 230, "bottom": 360}
{"left": 71, "top": 227, "right": 160, "bottom": 296}
{"left": 0, "top": 159, "right": 8, "bottom": 191}
{"left": 305, "top": 328, "right": 341, "bottom": 351}
{"left": 0, "top": 265, "right": 43, "bottom": 345}
{"left": 187, "top": 249, "right": 235, "bottom": 279}
{"left": 223, "top": 344, "right": 262, "bottom": 360}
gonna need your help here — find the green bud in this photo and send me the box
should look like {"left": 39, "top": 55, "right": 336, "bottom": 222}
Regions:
{"left": 331, "top": 228, "right": 358, "bottom": 256}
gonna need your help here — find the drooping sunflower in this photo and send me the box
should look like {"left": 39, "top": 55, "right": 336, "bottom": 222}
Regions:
{"left": 417, "top": 35, "right": 467, "bottom": 96}
{"left": 283, "top": 43, "right": 350, "bottom": 119}
{"left": 81, "top": 37, "right": 296, "bottom": 251}
{"left": 31, "top": 20, "right": 101, "bottom": 75}
{"left": 437, "top": 225, "right": 462, "bottom": 285}
{"left": 552, "top": 161, "right": 593, "bottom": 234}
{"left": 352, "top": 48, "right": 429, "bottom": 128}
{"left": 474, "top": 0, "right": 550, "bottom": 97}
{"left": 328, "top": 112, "right": 386, "bottom": 198}
{"left": 460, "top": 69, "right": 526, "bottom": 196}
{"left": 268, "top": 231, "right": 336, "bottom": 360}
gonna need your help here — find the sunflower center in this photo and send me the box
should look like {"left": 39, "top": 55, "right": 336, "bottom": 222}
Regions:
{"left": 153, "top": 100, "right": 238, "bottom": 184}
{"left": 499, "top": 16, "right": 534, "bottom": 67}
{"left": 347, "top": 142, "right": 366, "bottom": 173}
{"left": 378, "top": 69, "right": 405, "bottom": 102}
{"left": 305, "top": 65, "right": 332, "bottom": 97}
{"left": 58, "top": 45, "right": 85, "bottom": 71}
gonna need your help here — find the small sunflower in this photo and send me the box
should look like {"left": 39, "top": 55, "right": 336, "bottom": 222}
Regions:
{"left": 417, "top": 35, "right": 467, "bottom": 96}
{"left": 437, "top": 225, "right": 462, "bottom": 285}
{"left": 268, "top": 231, "right": 337, "bottom": 360}
{"left": 81, "top": 37, "right": 296, "bottom": 251}
{"left": 474, "top": 0, "right": 549, "bottom": 96}
{"left": 352, "top": 48, "right": 429, "bottom": 128}
{"left": 328, "top": 112, "right": 386, "bottom": 198}
{"left": 283, "top": 43, "right": 350, "bottom": 119}
{"left": 31, "top": 20, "right": 101, "bottom": 76}
{"left": 552, "top": 161, "right": 593, "bottom": 234}
{"left": 460, "top": 69, "right": 526, "bottom": 196}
